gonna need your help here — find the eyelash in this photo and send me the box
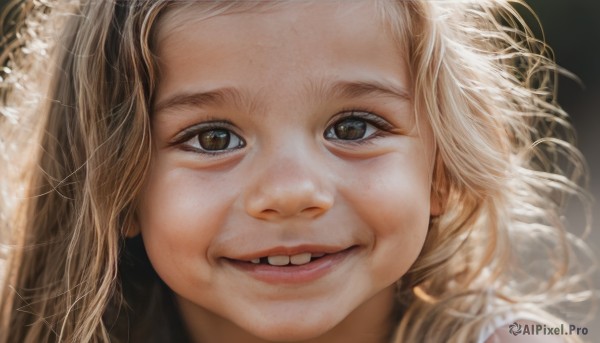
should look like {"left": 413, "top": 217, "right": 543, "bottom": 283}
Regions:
{"left": 171, "top": 120, "right": 246, "bottom": 156}
{"left": 324, "top": 108, "right": 394, "bottom": 144}
{"left": 172, "top": 109, "right": 394, "bottom": 155}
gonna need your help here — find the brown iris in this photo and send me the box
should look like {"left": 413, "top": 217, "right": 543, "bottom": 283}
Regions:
{"left": 199, "top": 129, "right": 231, "bottom": 151}
{"left": 334, "top": 118, "right": 367, "bottom": 140}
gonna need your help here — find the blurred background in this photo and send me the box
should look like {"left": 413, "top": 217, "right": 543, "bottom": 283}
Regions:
{"left": 523, "top": 0, "right": 600, "bottom": 335}
{"left": 1, "top": 0, "right": 599, "bottom": 339}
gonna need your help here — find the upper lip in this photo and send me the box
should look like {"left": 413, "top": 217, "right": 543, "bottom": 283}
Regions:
{"left": 227, "top": 244, "right": 355, "bottom": 261}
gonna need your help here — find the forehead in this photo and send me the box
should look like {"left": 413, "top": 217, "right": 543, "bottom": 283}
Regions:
{"left": 152, "top": 0, "right": 412, "bottom": 108}
{"left": 155, "top": 0, "right": 395, "bottom": 49}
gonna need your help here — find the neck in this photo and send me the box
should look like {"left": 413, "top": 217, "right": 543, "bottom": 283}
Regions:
{"left": 179, "top": 286, "right": 398, "bottom": 343}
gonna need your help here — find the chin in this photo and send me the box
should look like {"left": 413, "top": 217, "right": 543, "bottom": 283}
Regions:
{"left": 236, "top": 311, "right": 340, "bottom": 342}
{"left": 248, "top": 326, "right": 330, "bottom": 342}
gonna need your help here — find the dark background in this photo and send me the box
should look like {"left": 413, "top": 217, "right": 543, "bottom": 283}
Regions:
{"left": 524, "top": 1, "right": 600, "bottom": 335}
{"left": 1, "top": 0, "right": 599, "bottom": 337}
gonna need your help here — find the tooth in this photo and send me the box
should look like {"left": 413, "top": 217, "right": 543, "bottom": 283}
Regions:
{"left": 290, "top": 252, "right": 312, "bottom": 265}
{"left": 250, "top": 258, "right": 260, "bottom": 264}
{"left": 267, "top": 255, "right": 290, "bottom": 266}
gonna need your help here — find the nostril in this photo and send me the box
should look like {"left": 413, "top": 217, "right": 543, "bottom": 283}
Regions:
{"left": 261, "top": 209, "right": 279, "bottom": 216}
{"left": 302, "top": 206, "right": 326, "bottom": 217}
{"left": 245, "top": 183, "right": 334, "bottom": 219}
{"left": 255, "top": 206, "right": 325, "bottom": 220}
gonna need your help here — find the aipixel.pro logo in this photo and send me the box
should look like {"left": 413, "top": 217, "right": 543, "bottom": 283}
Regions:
{"left": 508, "top": 322, "right": 588, "bottom": 336}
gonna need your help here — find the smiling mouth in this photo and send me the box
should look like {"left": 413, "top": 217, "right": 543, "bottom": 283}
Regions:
{"left": 224, "top": 246, "right": 358, "bottom": 284}
{"left": 224, "top": 246, "right": 357, "bottom": 267}
{"left": 245, "top": 252, "right": 327, "bottom": 266}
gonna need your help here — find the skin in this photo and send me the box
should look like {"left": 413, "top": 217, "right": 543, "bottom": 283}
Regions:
{"left": 136, "top": 1, "right": 440, "bottom": 342}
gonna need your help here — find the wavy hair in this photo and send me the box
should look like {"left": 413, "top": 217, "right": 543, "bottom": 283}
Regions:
{"left": 0, "top": 0, "right": 594, "bottom": 342}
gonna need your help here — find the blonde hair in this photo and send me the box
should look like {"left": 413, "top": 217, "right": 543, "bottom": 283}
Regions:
{"left": 0, "top": 0, "right": 594, "bottom": 342}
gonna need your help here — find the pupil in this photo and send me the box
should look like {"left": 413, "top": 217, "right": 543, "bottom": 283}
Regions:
{"left": 199, "top": 129, "right": 230, "bottom": 150}
{"left": 335, "top": 119, "right": 366, "bottom": 140}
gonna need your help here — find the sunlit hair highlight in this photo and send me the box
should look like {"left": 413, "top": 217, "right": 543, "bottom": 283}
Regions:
{"left": 376, "top": 1, "right": 594, "bottom": 341}
{"left": 0, "top": 0, "right": 594, "bottom": 342}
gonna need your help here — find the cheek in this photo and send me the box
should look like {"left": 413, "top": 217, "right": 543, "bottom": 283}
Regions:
{"left": 348, "top": 155, "right": 431, "bottom": 231}
{"left": 136, "top": 165, "right": 233, "bottom": 286}
{"left": 341, "top": 154, "right": 431, "bottom": 279}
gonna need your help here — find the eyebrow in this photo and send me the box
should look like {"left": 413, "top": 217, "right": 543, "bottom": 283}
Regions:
{"left": 153, "top": 87, "right": 254, "bottom": 114}
{"left": 322, "top": 79, "right": 411, "bottom": 103}
{"left": 153, "top": 79, "right": 411, "bottom": 114}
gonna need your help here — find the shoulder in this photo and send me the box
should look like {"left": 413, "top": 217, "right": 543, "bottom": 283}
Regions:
{"left": 484, "top": 321, "right": 567, "bottom": 343}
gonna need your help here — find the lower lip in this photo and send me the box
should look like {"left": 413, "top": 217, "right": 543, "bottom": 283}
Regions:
{"left": 225, "top": 247, "right": 357, "bottom": 284}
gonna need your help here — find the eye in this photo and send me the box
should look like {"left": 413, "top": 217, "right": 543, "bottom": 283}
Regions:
{"left": 324, "top": 111, "right": 387, "bottom": 141}
{"left": 189, "top": 128, "right": 244, "bottom": 152}
{"left": 196, "top": 129, "right": 240, "bottom": 151}
{"left": 176, "top": 122, "right": 245, "bottom": 154}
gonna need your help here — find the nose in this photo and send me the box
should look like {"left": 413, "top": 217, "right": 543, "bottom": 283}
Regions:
{"left": 244, "top": 153, "right": 334, "bottom": 221}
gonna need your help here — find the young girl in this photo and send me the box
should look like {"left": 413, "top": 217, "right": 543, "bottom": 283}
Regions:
{"left": 0, "top": 0, "right": 594, "bottom": 342}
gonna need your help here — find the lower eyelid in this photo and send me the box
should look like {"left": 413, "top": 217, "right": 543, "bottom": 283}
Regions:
{"left": 179, "top": 141, "right": 246, "bottom": 156}
{"left": 335, "top": 132, "right": 387, "bottom": 145}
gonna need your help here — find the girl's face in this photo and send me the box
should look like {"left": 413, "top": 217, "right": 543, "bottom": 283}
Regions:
{"left": 138, "top": 1, "right": 438, "bottom": 342}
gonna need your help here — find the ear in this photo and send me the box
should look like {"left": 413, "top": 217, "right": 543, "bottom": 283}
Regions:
{"left": 430, "top": 188, "right": 442, "bottom": 216}
{"left": 124, "top": 215, "right": 141, "bottom": 238}
{"left": 429, "top": 151, "right": 446, "bottom": 217}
